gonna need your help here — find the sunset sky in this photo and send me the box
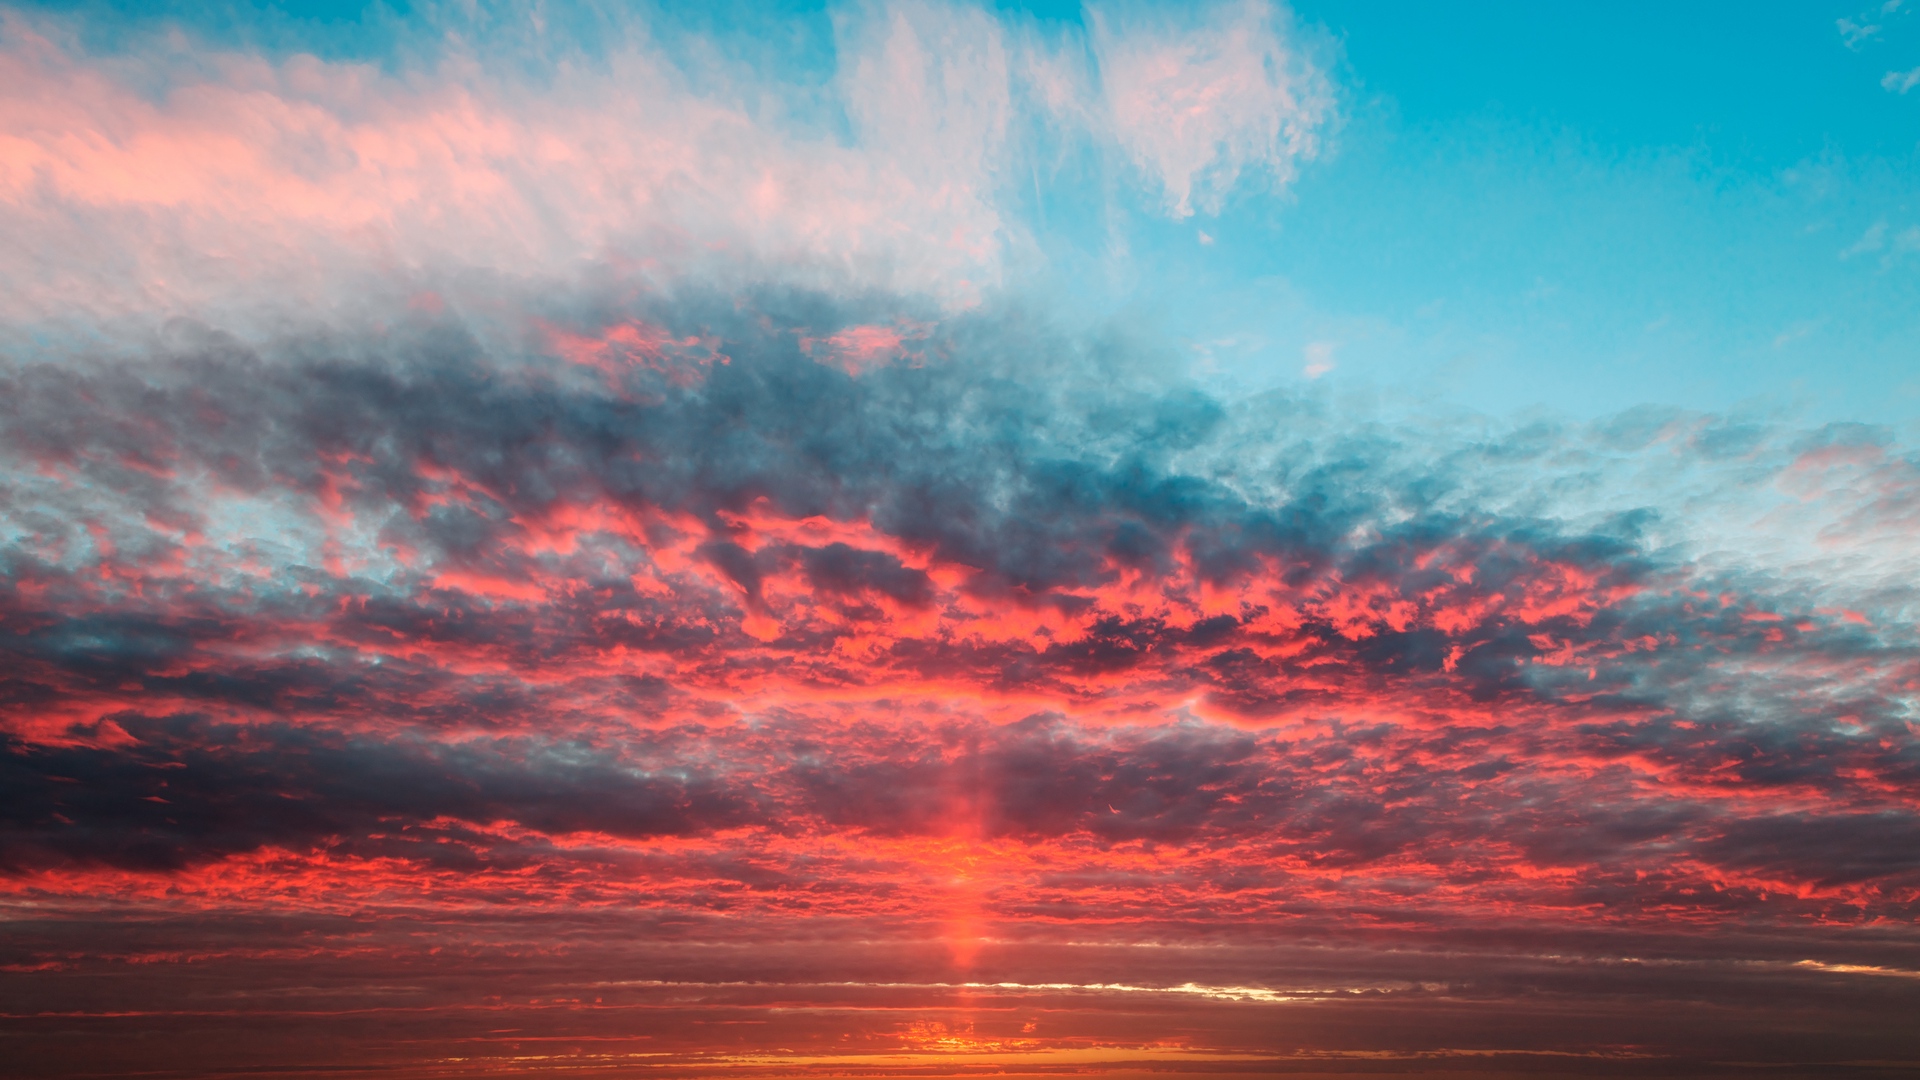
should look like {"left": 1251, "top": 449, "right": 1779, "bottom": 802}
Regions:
{"left": 4, "top": 2, "right": 1919, "bottom": 1076}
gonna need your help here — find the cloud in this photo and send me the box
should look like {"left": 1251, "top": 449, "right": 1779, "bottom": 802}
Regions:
{"left": 1, "top": 3, "right": 1917, "bottom": 1071}
{"left": 0, "top": 716, "right": 761, "bottom": 873}
{"left": 0, "top": 1, "right": 1335, "bottom": 349}
{"left": 2, "top": 299, "right": 1916, "bottom": 939}
{"left": 1841, "top": 1, "right": 1910, "bottom": 48}
{"left": 1301, "top": 340, "right": 1335, "bottom": 377}
{"left": 0, "top": 5, "right": 991, "bottom": 340}
{"left": 1841, "top": 220, "right": 1888, "bottom": 258}
{"left": 839, "top": 1, "right": 1012, "bottom": 193}
{"left": 1086, "top": 0, "right": 1331, "bottom": 218}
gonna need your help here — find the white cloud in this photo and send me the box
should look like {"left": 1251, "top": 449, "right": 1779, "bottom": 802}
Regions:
{"left": 1302, "top": 340, "right": 1335, "bottom": 378}
{"left": 1839, "top": 220, "right": 1920, "bottom": 269}
{"left": 0, "top": 1, "right": 1336, "bottom": 351}
{"left": 1772, "top": 320, "right": 1818, "bottom": 348}
{"left": 1085, "top": 0, "right": 1332, "bottom": 218}
{"left": 1840, "top": 1, "right": 1909, "bottom": 48}
{"left": 1882, "top": 65, "right": 1920, "bottom": 92}
{"left": 1838, "top": 19, "right": 1879, "bottom": 47}
{"left": 839, "top": 2, "right": 1012, "bottom": 201}
{"left": 1841, "top": 221, "right": 1889, "bottom": 258}
{"left": 0, "top": 11, "right": 1029, "bottom": 340}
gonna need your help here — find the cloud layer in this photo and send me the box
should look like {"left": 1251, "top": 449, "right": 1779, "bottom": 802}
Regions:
{"left": 2, "top": 2, "right": 1917, "bottom": 1075}
{"left": 0, "top": 0, "right": 1330, "bottom": 340}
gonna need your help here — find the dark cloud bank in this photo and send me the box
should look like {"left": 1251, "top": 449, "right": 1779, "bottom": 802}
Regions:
{"left": 2, "top": 296, "right": 1918, "bottom": 1075}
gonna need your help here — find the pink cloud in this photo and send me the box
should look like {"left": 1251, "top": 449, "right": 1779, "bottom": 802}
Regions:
{"left": 0, "top": 11, "right": 1019, "bottom": 338}
{"left": 0, "top": 2, "right": 1339, "bottom": 349}
{"left": 1088, "top": 0, "right": 1331, "bottom": 217}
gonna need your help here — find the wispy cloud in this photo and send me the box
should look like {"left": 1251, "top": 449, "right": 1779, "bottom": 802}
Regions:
{"left": 1085, "top": 0, "right": 1331, "bottom": 217}
{"left": 1842, "top": 220, "right": 1889, "bottom": 257}
{"left": 0, "top": 0, "right": 1335, "bottom": 347}
{"left": 1840, "top": 0, "right": 1908, "bottom": 48}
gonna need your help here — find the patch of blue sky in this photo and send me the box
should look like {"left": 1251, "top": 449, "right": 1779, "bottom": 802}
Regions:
{"left": 190, "top": 485, "right": 410, "bottom": 589}
{"left": 1155, "top": 1, "right": 1920, "bottom": 430}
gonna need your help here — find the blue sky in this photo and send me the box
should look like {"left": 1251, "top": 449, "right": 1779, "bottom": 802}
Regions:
{"left": 1027, "top": 0, "right": 1918, "bottom": 429}
{"left": 1164, "top": 1, "right": 1920, "bottom": 427}
{"left": 982, "top": 0, "right": 1920, "bottom": 427}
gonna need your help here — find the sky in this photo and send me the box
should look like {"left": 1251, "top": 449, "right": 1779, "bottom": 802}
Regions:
{"left": 2, "top": 2, "right": 1918, "bottom": 1077}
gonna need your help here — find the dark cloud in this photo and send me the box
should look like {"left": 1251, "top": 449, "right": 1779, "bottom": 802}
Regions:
{"left": 1, "top": 296, "right": 1917, "bottom": 1074}
{"left": 0, "top": 716, "right": 761, "bottom": 873}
